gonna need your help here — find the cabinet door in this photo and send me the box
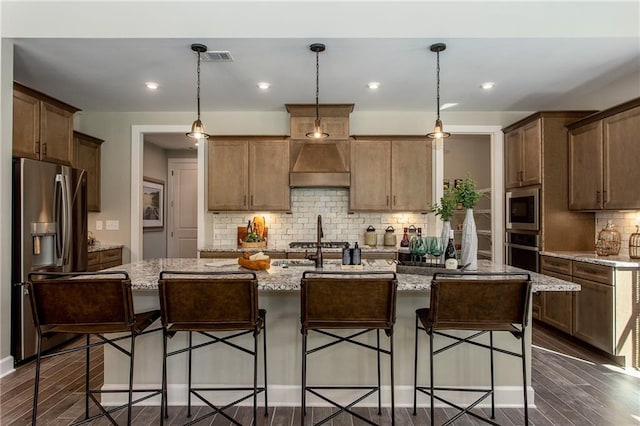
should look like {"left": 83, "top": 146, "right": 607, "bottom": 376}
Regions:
{"left": 249, "top": 139, "right": 290, "bottom": 211}
{"left": 391, "top": 139, "right": 432, "bottom": 211}
{"left": 40, "top": 101, "right": 74, "bottom": 166}
{"left": 540, "top": 269, "right": 573, "bottom": 334}
{"left": 520, "top": 119, "right": 542, "bottom": 186}
{"left": 350, "top": 140, "right": 391, "bottom": 211}
{"left": 12, "top": 90, "right": 40, "bottom": 160}
{"left": 568, "top": 121, "right": 603, "bottom": 210}
{"left": 603, "top": 106, "right": 640, "bottom": 209}
{"left": 573, "top": 277, "right": 613, "bottom": 353}
{"left": 504, "top": 129, "right": 522, "bottom": 188}
{"left": 74, "top": 132, "right": 103, "bottom": 212}
{"left": 208, "top": 140, "right": 249, "bottom": 211}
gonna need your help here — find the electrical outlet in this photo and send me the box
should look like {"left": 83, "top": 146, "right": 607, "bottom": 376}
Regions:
{"left": 106, "top": 220, "right": 119, "bottom": 230}
{"left": 95, "top": 220, "right": 103, "bottom": 230}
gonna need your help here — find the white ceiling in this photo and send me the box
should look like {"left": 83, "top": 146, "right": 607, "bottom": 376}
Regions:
{"left": 4, "top": 1, "right": 640, "bottom": 149}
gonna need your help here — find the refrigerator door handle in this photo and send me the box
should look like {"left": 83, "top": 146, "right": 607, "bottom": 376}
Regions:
{"left": 54, "top": 175, "right": 63, "bottom": 261}
{"left": 55, "top": 174, "right": 72, "bottom": 266}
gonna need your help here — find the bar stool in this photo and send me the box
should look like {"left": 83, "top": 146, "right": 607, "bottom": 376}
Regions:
{"left": 27, "top": 271, "right": 162, "bottom": 425}
{"left": 412, "top": 272, "right": 532, "bottom": 426}
{"left": 300, "top": 271, "right": 397, "bottom": 426}
{"left": 158, "top": 270, "right": 267, "bottom": 425}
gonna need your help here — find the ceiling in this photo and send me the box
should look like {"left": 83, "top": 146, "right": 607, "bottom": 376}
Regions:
{"left": 5, "top": 1, "right": 640, "bottom": 150}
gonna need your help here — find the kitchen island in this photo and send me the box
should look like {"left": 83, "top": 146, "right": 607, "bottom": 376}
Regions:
{"left": 101, "top": 259, "right": 578, "bottom": 409}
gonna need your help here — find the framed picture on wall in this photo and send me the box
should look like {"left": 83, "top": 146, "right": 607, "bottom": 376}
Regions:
{"left": 143, "top": 177, "right": 164, "bottom": 230}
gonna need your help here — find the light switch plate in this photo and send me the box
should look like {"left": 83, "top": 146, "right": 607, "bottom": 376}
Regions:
{"left": 95, "top": 220, "right": 103, "bottom": 230}
{"left": 106, "top": 220, "right": 119, "bottom": 230}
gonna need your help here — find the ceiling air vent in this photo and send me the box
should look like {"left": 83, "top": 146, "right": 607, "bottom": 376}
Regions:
{"left": 201, "top": 51, "right": 234, "bottom": 62}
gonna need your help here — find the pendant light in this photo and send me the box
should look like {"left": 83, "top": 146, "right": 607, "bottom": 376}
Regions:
{"left": 305, "top": 43, "right": 329, "bottom": 139}
{"left": 186, "top": 43, "right": 210, "bottom": 140}
{"left": 427, "top": 43, "right": 451, "bottom": 140}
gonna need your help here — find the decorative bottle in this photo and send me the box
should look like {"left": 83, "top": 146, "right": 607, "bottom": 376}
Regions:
{"left": 400, "top": 227, "right": 410, "bottom": 247}
{"left": 444, "top": 230, "right": 458, "bottom": 270}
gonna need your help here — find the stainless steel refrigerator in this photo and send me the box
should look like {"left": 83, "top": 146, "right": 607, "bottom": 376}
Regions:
{"left": 12, "top": 158, "right": 88, "bottom": 364}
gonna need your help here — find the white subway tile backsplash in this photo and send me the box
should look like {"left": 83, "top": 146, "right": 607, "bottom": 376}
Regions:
{"left": 204, "top": 188, "right": 436, "bottom": 248}
{"left": 595, "top": 211, "right": 640, "bottom": 257}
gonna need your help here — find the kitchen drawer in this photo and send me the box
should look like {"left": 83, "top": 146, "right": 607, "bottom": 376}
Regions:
{"left": 87, "top": 251, "right": 100, "bottom": 267}
{"left": 361, "top": 252, "right": 397, "bottom": 261}
{"left": 100, "top": 248, "right": 122, "bottom": 264}
{"left": 540, "top": 256, "right": 572, "bottom": 275}
{"left": 101, "top": 260, "right": 123, "bottom": 270}
{"left": 572, "top": 261, "right": 611, "bottom": 285}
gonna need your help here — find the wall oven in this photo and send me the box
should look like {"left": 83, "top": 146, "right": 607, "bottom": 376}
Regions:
{"left": 506, "top": 231, "right": 539, "bottom": 272}
{"left": 506, "top": 187, "right": 539, "bottom": 231}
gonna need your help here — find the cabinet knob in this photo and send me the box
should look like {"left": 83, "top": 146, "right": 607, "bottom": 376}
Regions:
{"left": 603, "top": 190, "right": 608, "bottom": 204}
{"left": 243, "top": 195, "right": 247, "bottom": 206}
{"left": 386, "top": 195, "right": 389, "bottom": 206}
{"left": 596, "top": 191, "right": 601, "bottom": 204}
{"left": 42, "top": 142, "right": 47, "bottom": 157}
{"left": 35, "top": 141, "right": 40, "bottom": 155}
{"left": 251, "top": 195, "right": 254, "bottom": 206}
{"left": 393, "top": 195, "right": 397, "bottom": 206}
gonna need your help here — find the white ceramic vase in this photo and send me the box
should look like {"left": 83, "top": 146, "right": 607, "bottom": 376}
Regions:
{"left": 461, "top": 208, "right": 478, "bottom": 270}
{"left": 440, "top": 220, "right": 451, "bottom": 265}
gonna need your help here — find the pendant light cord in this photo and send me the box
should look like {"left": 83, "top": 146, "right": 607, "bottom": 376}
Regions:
{"left": 436, "top": 49, "right": 441, "bottom": 121}
{"left": 315, "top": 49, "right": 320, "bottom": 121}
{"left": 196, "top": 51, "right": 202, "bottom": 121}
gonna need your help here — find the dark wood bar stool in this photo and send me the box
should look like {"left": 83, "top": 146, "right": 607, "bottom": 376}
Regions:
{"left": 158, "top": 270, "right": 267, "bottom": 425}
{"left": 300, "top": 271, "right": 398, "bottom": 426}
{"left": 412, "top": 272, "right": 532, "bottom": 426}
{"left": 27, "top": 271, "right": 162, "bottom": 425}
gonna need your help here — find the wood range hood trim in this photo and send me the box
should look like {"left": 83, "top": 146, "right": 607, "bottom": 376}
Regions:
{"left": 286, "top": 104, "right": 353, "bottom": 188}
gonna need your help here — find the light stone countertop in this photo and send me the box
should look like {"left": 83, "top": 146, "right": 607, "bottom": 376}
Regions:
{"left": 105, "top": 258, "right": 578, "bottom": 292}
{"left": 540, "top": 251, "right": 640, "bottom": 268}
{"left": 199, "top": 245, "right": 398, "bottom": 254}
{"left": 88, "top": 243, "right": 124, "bottom": 253}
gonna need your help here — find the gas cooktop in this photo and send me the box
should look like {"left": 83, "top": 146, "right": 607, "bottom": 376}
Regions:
{"left": 289, "top": 241, "right": 350, "bottom": 249}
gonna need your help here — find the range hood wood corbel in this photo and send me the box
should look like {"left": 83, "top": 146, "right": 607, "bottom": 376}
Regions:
{"left": 286, "top": 104, "right": 354, "bottom": 188}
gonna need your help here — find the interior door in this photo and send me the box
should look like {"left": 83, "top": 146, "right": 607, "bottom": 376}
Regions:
{"left": 167, "top": 159, "right": 198, "bottom": 258}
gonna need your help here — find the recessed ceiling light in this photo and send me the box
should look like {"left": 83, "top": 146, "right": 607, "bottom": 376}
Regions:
{"left": 367, "top": 82, "right": 381, "bottom": 90}
{"left": 440, "top": 103, "right": 458, "bottom": 110}
{"left": 145, "top": 81, "right": 159, "bottom": 90}
{"left": 481, "top": 82, "right": 495, "bottom": 90}
{"left": 257, "top": 82, "right": 270, "bottom": 90}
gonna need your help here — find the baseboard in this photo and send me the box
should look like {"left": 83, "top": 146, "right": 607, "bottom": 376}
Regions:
{"left": 100, "top": 384, "right": 536, "bottom": 409}
{"left": 0, "top": 355, "right": 15, "bottom": 378}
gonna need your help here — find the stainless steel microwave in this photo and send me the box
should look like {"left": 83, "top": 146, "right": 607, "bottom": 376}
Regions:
{"left": 506, "top": 187, "right": 539, "bottom": 231}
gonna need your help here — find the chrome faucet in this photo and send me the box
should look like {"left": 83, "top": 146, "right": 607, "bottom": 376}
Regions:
{"left": 306, "top": 214, "right": 324, "bottom": 268}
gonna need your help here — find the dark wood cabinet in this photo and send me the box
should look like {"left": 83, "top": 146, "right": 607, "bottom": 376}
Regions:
{"left": 13, "top": 83, "right": 79, "bottom": 166}
{"left": 73, "top": 131, "right": 103, "bottom": 212}
{"left": 504, "top": 119, "right": 541, "bottom": 188}
{"left": 350, "top": 137, "right": 432, "bottom": 212}
{"left": 207, "top": 138, "right": 290, "bottom": 212}
{"left": 568, "top": 98, "right": 640, "bottom": 210}
{"left": 87, "top": 247, "right": 123, "bottom": 272}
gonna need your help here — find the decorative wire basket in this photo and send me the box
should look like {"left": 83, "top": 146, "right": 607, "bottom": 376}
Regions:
{"left": 595, "top": 221, "right": 621, "bottom": 256}
{"left": 629, "top": 226, "right": 640, "bottom": 259}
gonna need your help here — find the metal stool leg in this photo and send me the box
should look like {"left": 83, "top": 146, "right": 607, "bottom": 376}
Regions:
{"left": 253, "top": 330, "right": 259, "bottom": 425}
{"left": 413, "top": 313, "right": 419, "bottom": 416}
{"left": 263, "top": 316, "right": 269, "bottom": 417}
{"left": 490, "top": 331, "right": 495, "bottom": 419}
{"left": 377, "top": 329, "right": 382, "bottom": 415}
{"left": 522, "top": 335, "right": 529, "bottom": 425}
{"left": 187, "top": 331, "right": 193, "bottom": 418}
{"left": 127, "top": 333, "right": 135, "bottom": 425}
{"left": 390, "top": 332, "right": 395, "bottom": 426}
{"left": 162, "top": 330, "right": 168, "bottom": 420}
{"left": 429, "top": 331, "right": 435, "bottom": 426}
{"left": 301, "top": 330, "right": 307, "bottom": 422}
{"left": 85, "top": 334, "right": 90, "bottom": 420}
{"left": 32, "top": 337, "right": 43, "bottom": 425}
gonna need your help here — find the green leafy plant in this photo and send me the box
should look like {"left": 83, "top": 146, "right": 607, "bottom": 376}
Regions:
{"left": 455, "top": 174, "right": 483, "bottom": 209}
{"left": 432, "top": 188, "right": 457, "bottom": 221}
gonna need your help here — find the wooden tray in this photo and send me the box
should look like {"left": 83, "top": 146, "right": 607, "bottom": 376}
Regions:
{"left": 237, "top": 226, "right": 268, "bottom": 247}
{"left": 239, "top": 240, "right": 267, "bottom": 249}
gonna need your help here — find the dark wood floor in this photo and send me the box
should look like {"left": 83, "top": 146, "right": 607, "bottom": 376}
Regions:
{"left": 1, "top": 324, "right": 639, "bottom": 425}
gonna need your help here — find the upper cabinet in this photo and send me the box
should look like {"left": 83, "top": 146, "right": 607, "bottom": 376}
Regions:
{"left": 568, "top": 98, "right": 640, "bottom": 210}
{"left": 208, "top": 138, "right": 290, "bottom": 212}
{"left": 350, "top": 137, "right": 432, "bottom": 212}
{"left": 13, "top": 83, "right": 79, "bottom": 166}
{"left": 504, "top": 119, "right": 542, "bottom": 188}
{"left": 73, "top": 131, "right": 104, "bottom": 212}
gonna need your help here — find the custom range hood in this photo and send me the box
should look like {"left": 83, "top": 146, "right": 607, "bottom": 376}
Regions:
{"left": 287, "top": 104, "right": 354, "bottom": 188}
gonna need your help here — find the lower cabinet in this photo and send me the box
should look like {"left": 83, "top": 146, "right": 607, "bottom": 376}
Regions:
{"left": 540, "top": 255, "right": 637, "bottom": 368}
{"left": 87, "top": 247, "right": 123, "bottom": 272}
